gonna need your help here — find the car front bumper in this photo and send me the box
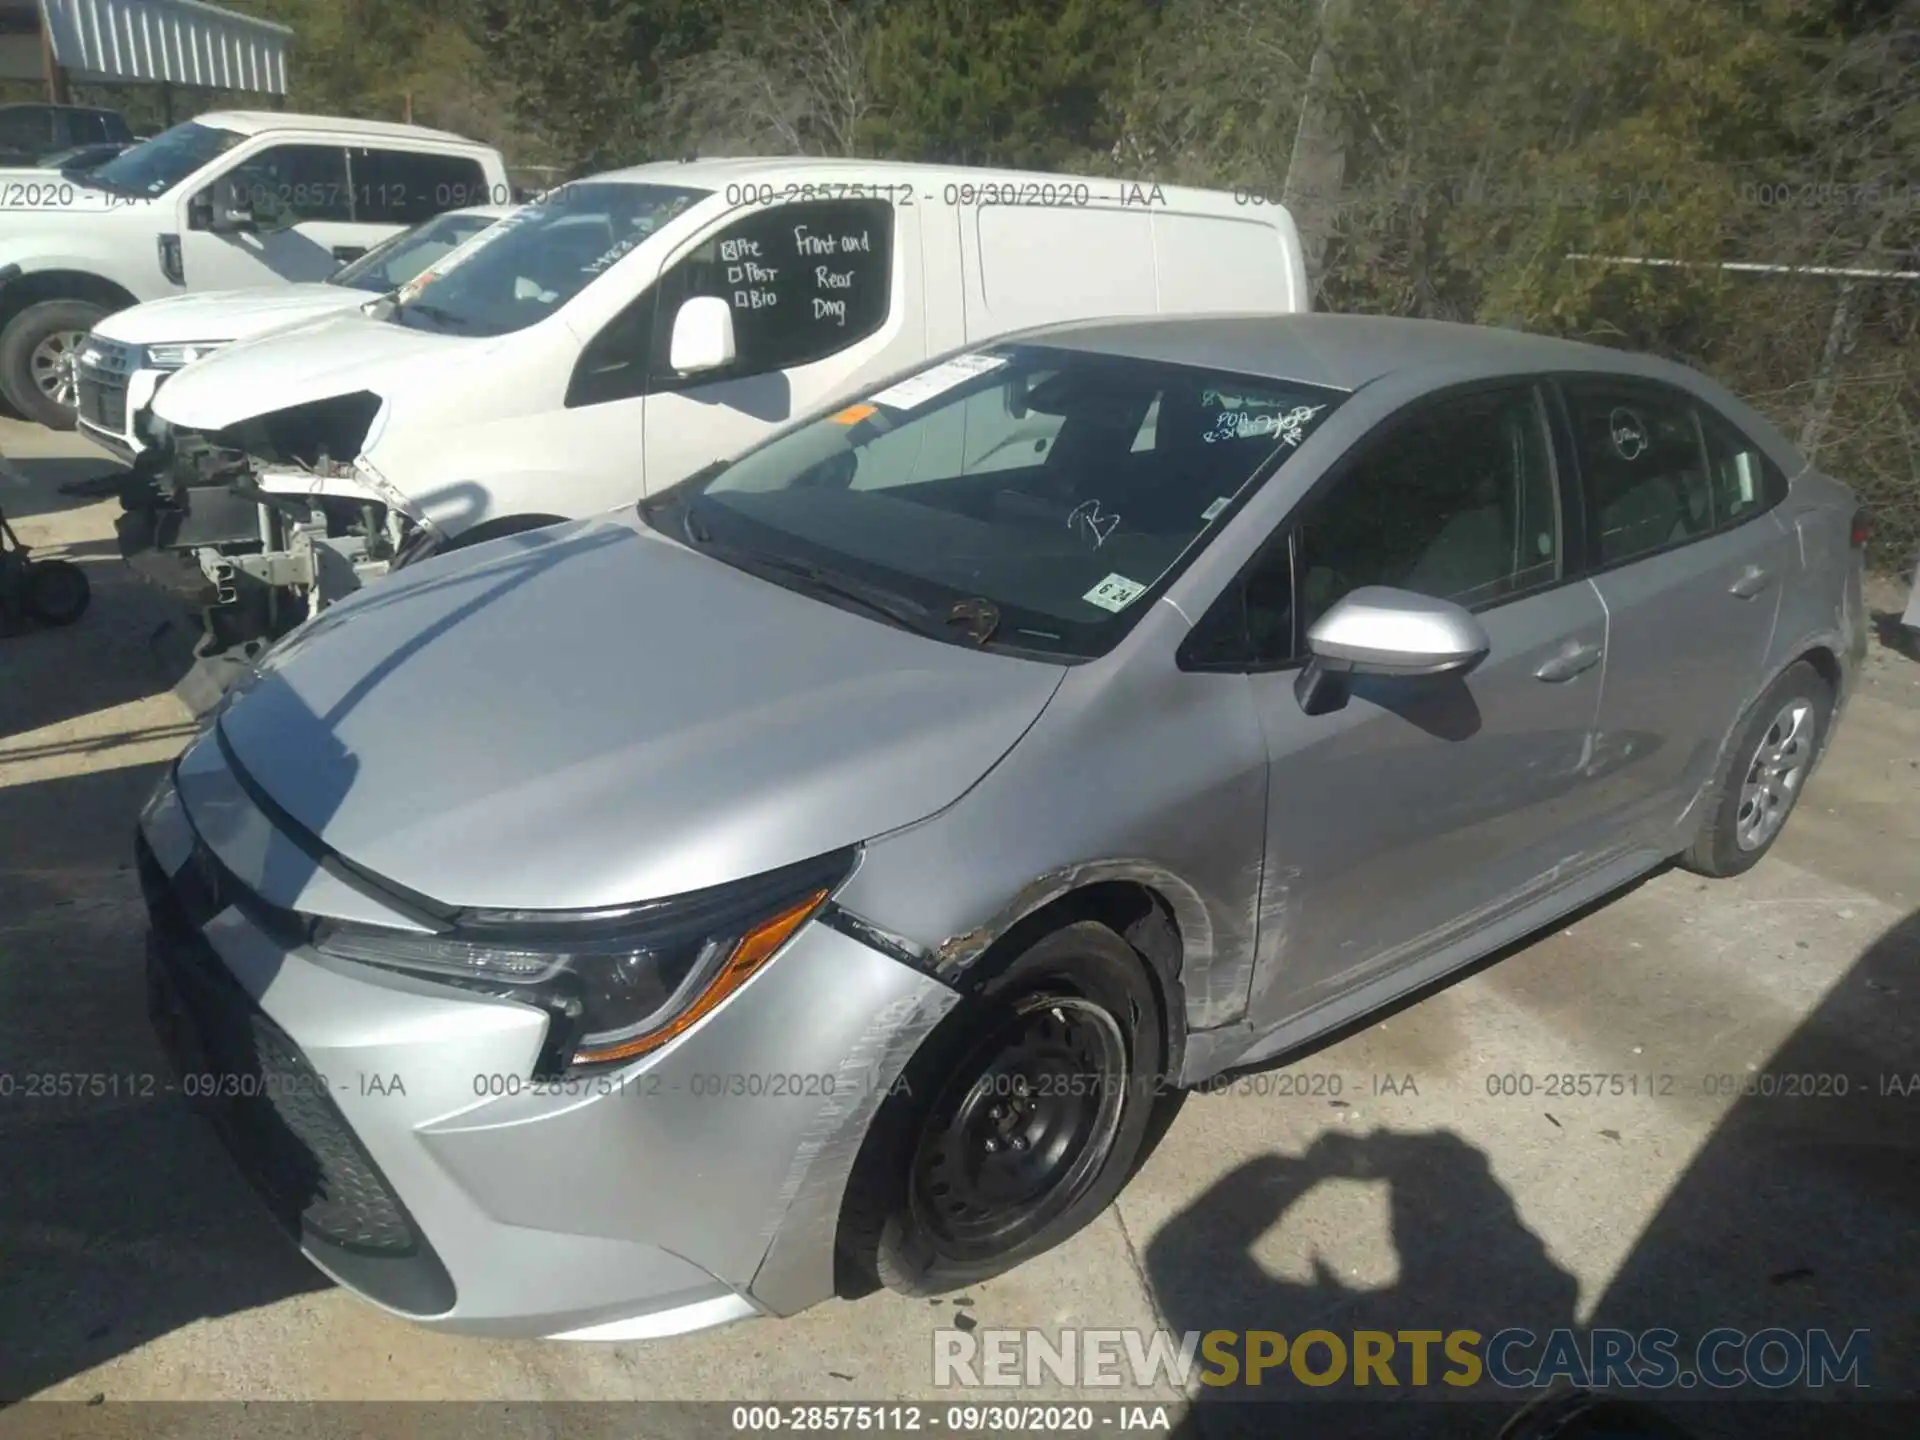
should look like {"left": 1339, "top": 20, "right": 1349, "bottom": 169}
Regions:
{"left": 135, "top": 733, "right": 960, "bottom": 1339}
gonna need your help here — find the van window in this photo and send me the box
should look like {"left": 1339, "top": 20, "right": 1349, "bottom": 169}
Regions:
{"left": 969, "top": 206, "right": 1155, "bottom": 332}
{"left": 394, "top": 181, "right": 708, "bottom": 340}
{"left": 646, "top": 199, "right": 894, "bottom": 392}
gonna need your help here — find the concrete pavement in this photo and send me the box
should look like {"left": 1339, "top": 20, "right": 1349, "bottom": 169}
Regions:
{"left": 2, "top": 417, "right": 1914, "bottom": 1432}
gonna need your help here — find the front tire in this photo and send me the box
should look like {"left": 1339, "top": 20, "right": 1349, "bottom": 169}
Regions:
{"left": 1680, "top": 660, "right": 1832, "bottom": 878}
{"left": 840, "top": 919, "right": 1166, "bottom": 1297}
{"left": 0, "top": 298, "right": 107, "bottom": 430}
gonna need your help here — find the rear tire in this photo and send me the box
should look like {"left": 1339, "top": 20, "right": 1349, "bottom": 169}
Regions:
{"left": 0, "top": 298, "right": 107, "bottom": 430}
{"left": 1680, "top": 660, "right": 1831, "bottom": 878}
{"left": 24, "top": 559, "right": 91, "bottom": 625}
{"left": 839, "top": 919, "right": 1165, "bottom": 1298}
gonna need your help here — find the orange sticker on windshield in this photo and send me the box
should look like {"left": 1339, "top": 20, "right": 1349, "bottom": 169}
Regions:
{"left": 829, "top": 403, "right": 878, "bottom": 425}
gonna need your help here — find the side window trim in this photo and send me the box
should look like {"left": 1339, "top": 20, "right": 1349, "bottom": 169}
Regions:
{"left": 1178, "top": 378, "right": 1572, "bottom": 675}
{"left": 1553, "top": 375, "right": 1783, "bottom": 581}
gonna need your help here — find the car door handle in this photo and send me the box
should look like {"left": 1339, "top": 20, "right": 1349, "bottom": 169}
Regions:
{"left": 1534, "top": 640, "right": 1603, "bottom": 682}
{"left": 1728, "top": 565, "right": 1774, "bottom": 599}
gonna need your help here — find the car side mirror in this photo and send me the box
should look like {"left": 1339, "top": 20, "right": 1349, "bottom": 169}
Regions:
{"left": 668, "top": 295, "right": 736, "bottom": 375}
{"left": 205, "top": 176, "right": 256, "bottom": 233}
{"left": 1294, "top": 586, "right": 1491, "bottom": 715}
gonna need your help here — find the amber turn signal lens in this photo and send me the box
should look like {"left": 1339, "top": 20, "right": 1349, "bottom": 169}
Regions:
{"left": 570, "top": 888, "right": 830, "bottom": 1067}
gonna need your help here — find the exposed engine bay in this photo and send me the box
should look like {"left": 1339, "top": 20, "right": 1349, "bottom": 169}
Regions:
{"left": 116, "top": 391, "right": 432, "bottom": 667}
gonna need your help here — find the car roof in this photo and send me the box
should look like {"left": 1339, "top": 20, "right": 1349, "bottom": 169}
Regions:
{"left": 594, "top": 155, "right": 1230, "bottom": 200}
{"left": 446, "top": 204, "right": 514, "bottom": 219}
{"left": 1004, "top": 312, "right": 1710, "bottom": 394}
{"left": 192, "top": 111, "right": 482, "bottom": 146}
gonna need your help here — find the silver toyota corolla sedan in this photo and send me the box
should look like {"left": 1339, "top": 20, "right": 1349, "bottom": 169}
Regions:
{"left": 135, "top": 313, "right": 1869, "bottom": 1340}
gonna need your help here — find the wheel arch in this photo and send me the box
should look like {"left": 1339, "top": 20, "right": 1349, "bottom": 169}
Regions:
{"left": 0, "top": 269, "right": 136, "bottom": 332}
{"left": 931, "top": 868, "right": 1207, "bottom": 1086}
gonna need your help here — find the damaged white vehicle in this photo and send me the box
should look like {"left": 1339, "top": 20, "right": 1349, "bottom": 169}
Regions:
{"left": 120, "top": 157, "right": 1311, "bottom": 699}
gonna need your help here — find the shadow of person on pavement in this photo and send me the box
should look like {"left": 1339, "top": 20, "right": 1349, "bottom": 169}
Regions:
{"left": 1146, "top": 1126, "right": 1580, "bottom": 1439}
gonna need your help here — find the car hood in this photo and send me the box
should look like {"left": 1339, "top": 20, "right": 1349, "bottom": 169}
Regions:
{"left": 150, "top": 308, "right": 465, "bottom": 431}
{"left": 94, "top": 285, "right": 372, "bottom": 348}
{"left": 213, "top": 513, "right": 1067, "bottom": 912}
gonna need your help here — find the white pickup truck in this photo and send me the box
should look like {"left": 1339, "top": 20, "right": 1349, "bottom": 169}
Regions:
{"left": 0, "top": 110, "right": 510, "bottom": 429}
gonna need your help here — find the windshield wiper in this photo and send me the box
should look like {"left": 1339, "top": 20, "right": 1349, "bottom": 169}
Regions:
{"left": 390, "top": 300, "right": 473, "bottom": 331}
{"left": 694, "top": 542, "right": 948, "bottom": 639}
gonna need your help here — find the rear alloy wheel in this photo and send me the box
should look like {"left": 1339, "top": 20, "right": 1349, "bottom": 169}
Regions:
{"left": 842, "top": 918, "right": 1165, "bottom": 1296}
{"left": 1681, "top": 659, "right": 1831, "bottom": 877}
{"left": 0, "top": 298, "right": 107, "bottom": 430}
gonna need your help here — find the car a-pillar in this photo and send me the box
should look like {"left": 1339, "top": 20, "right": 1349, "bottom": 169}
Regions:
{"left": 832, "top": 881, "right": 1186, "bottom": 1299}
{"left": 0, "top": 270, "right": 136, "bottom": 430}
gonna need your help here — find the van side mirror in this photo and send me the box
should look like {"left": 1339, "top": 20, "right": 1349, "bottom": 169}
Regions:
{"left": 669, "top": 296, "right": 736, "bottom": 375}
{"left": 1294, "top": 586, "right": 1490, "bottom": 715}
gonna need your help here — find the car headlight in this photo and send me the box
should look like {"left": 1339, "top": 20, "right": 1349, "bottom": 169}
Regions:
{"left": 311, "top": 847, "right": 858, "bottom": 1074}
{"left": 144, "top": 341, "right": 227, "bottom": 370}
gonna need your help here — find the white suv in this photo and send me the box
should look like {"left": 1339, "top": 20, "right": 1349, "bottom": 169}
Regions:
{"left": 73, "top": 204, "right": 512, "bottom": 464}
{"left": 0, "top": 111, "right": 509, "bottom": 428}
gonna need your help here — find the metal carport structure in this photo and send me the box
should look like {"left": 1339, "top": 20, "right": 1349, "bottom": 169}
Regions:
{"left": 0, "top": 0, "right": 290, "bottom": 114}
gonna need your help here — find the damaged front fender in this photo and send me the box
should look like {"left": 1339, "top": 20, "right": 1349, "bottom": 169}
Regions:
{"left": 119, "top": 391, "right": 436, "bottom": 669}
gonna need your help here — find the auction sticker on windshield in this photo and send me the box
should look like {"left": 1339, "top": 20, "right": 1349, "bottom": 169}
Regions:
{"left": 868, "top": 353, "right": 1008, "bottom": 413}
{"left": 1083, "top": 573, "right": 1147, "bottom": 613}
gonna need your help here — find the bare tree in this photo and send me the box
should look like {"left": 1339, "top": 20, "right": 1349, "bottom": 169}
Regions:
{"left": 655, "top": 0, "right": 877, "bottom": 157}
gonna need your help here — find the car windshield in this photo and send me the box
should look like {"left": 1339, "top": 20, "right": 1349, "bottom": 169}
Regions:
{"left": 644, "top": 344, "right": 1346, "bottom": 660}
{"left": 330, "top": 210, "right": 506, "bottom": 293}
{"left": 386, "top": 181, "right": 709, "bottom": 337}
{"left": 83, "top": 121, "right": 244, "bottom": 197}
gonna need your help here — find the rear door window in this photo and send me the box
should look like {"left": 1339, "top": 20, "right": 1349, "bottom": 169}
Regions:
{"left": 350, "top": 148, "right": 496, "bottom": 224}
{"left": 225, "top": 143, "right": 352, "bottom": 223}
{"left": 1562, "top": 382, "right": 1712, "bottom": 567}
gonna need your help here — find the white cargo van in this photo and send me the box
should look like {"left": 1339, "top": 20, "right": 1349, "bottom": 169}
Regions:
{"left": 127, "top": 158, "right": 1309, "bottom": 674}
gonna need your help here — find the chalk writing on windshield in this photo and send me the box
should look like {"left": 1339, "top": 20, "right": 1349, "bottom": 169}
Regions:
{"left": 1203, "top": 403, "right": 1327, "bottom": 446}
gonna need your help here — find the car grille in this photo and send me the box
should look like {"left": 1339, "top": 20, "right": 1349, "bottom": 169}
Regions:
{"left": 75, "top": 336, "right": 134, "bottom": 432}
{"left": 136, "top": 827, "right": 456, "bottom": 1313}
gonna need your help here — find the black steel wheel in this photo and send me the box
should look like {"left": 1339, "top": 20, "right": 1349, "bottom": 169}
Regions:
{"left": 840, "top": 917, "right": 1166, "bottom": 1296}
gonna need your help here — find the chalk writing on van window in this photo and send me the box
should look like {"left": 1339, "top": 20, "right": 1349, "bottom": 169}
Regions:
{"left": 1203, "top": 403, "right": 1326, "bottom": 446}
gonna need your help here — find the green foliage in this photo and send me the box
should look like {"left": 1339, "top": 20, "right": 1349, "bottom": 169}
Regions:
{"left": 859, "top": 0, "right": 1159, "bottom": 169}
{"left": 30, "top": 0, "right": 1913, "bottom": 555}
{"left": 457, "top": 0, "right": 726, "bottom": 170}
